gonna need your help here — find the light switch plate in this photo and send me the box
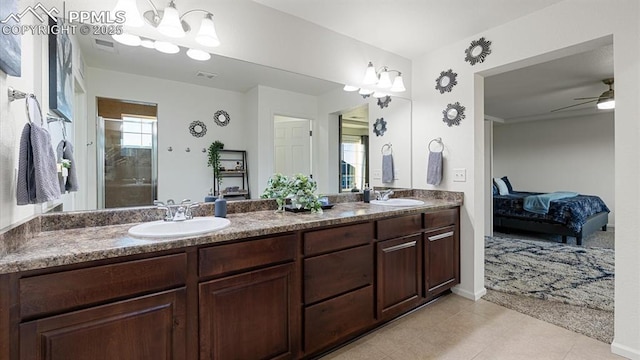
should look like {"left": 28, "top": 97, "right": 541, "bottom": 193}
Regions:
{"left": 394, "top": 169, "right": 399, "bottom": 180}
{"left": 453, "top": 168, "right": 466, "bottom": 182}
{"left": 373, "top": 169, "right": 381, "bottom": 180}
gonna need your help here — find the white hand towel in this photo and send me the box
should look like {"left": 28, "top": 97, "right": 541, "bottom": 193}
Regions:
{"left": 427, "top": 151, "right": 443, "bottom": 185}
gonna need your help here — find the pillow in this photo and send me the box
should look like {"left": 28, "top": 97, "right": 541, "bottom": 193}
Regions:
{"left": 493, "top": 177, "right": 509, "bottom": 195}
{"left": 501, "top": 176, "right": 513, "bottom": 193}
{"left": 492, "top": 184, "right": 498, "bottom": 196}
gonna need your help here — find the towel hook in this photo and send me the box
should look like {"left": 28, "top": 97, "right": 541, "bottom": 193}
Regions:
{"left": 381, "top": 143, "right": 393, "bottom": 155}
{"left": 428, "top": 137, "right": 444, "bottom": 152}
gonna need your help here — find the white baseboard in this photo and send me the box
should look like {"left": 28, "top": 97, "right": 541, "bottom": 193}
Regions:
{"left": 452, "top": 286, "right": 487, "bottom": 301}
{"left": 611, "top": 341, "right": 640, "bottom": 359}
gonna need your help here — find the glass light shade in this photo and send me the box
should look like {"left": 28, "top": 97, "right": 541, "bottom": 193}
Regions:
{"left": 195, "top": 14, "right": 221, "bottom": 47}
{"left": 358, "top": 88, "right": 374, "bottom": 95}
{"left": 113, "top": 0, "right": 143, "bottom": 27}
{"left": 154, "top": 41, "right": 180, "bottom": 54}
{"left": 186, "top": 48, "right": 211, "bottom": 61}
{"left": 140, "top": 38, "right": 155, "bottom": 48}
{"left": 157, "top": 3, "right": 185, "bottom": 38}
{"left": 597, "top": 98, "right": 615, "bottom": 110}
{"left": 377, "top": 69, "right": 392, "bottom": 89}
{"left": 390, "top": 75, "right": 406, "bottom": 92}
{"left": 362, "top": 62, "right": 378, "bottom": 85}
{"left": 343, "top": 85, "right": 359, "bottom": 92}
{"left": 373, "top": 91, "right": 389, "bottom": 98}
{"left": 112, "top": 33, "right": 141, "bottom": 46}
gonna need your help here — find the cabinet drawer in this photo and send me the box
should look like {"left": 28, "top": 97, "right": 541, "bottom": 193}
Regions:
{"left": 424, "top": 208, "right": 458, "bottom": 229}
{"left": 19, "top": 253, "right": 186, "bottom": 319}
{"left": 303, "top": 222, "right": 372, "bottom": 256}
{"left": 376, "top": 214, "right": 422, "bottom": 241}
{"left": 304, "top": 285, "right": 374, "bottom": 354}
{"left": 199, "top": 234, "right": 296, "bottom": 278}
{"left": 304, "top": 244, "right": 373, "bottom": 304}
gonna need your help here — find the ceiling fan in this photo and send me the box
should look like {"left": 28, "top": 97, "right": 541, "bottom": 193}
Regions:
{"left": 550, "top": 78, "right": 615, "bottom": 112}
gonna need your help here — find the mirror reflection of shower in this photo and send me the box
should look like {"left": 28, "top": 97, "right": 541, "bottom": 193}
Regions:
{"left": 96, "top": 98, "right": 158, "bottom": 209}
{"left": 339, "top": 105, "right": 369, "bottom": 192}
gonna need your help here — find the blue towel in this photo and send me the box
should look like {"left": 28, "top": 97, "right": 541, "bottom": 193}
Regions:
{"left": 523, "top": 191, "right": 578, "bottom": 214}
{"left": 382, "top": 154, "right": 394, "bottom": 183}
{"left": 427, "top": 151, "right": 442, "bottom": 185}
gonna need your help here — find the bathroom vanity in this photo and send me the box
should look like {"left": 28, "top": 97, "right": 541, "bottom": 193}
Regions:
{"left": 0, "top": 191, "right": 461, "bottom": 359}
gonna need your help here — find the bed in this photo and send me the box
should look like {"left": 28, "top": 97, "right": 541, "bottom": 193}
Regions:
{"left": 493, "top": 190, "right": 610, "bottom": 246}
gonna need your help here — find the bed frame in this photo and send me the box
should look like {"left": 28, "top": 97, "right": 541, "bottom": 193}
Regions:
{"left": 494, "top": 211, "right": 608, "bottom": 246}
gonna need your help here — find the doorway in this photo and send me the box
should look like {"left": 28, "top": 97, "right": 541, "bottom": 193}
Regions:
{"left": 273, "top": 115, "right": 312, "bottom": 178}
{"left": 96, "top": 97, "right": 158, "bottom": 209}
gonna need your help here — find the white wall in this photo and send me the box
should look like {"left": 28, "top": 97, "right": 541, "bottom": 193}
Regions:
{"left": 493, "top": 113, "right": 615, "bottom": 225}
{"left": 86, "top": 67, "right": 249, "bottom": 205}
{"left": 411, "top": 0, "right": 640, "bottom": 356}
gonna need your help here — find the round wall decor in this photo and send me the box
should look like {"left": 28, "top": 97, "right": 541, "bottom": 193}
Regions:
{"left": 189, "top": 120, "right": 207, "bottom": 137}
{"left": 213, "top": 110, "right": 230, "bottom": 127}
{"left": 464, "top": 37, "right": 492, "bottom": 66}
{"left": 377, "top": 96, "right": 392, "bottom": 109}
{"left": 373, "top": 117, "right": 387, "bottom": 136}
{"left": 435, "top": 69, "right": 458, "bottom": 93}
{"left": 442, "top": 102, "right": 466, "bottom": 127}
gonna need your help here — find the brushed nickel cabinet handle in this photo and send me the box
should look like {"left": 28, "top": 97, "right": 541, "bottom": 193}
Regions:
{"left": 428, "top": 231, "right": 454, "bottom": 241}
{"left": 382, "top": 241, "right": 417, "bottom": 252}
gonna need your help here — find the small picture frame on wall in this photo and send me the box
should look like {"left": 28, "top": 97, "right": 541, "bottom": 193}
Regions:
{"left": 48, "top": 17, "right": 73, "bottom": 122}
{"left": 0, "top": 0, "right": 22, "bottom": 76}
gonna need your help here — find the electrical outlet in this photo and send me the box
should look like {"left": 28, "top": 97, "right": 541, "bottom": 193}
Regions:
{"left": 453, "top": 168, "right": 466, "bottom": 182}
{"left": 373, "top": 169, "right": 381, "bottom": 180}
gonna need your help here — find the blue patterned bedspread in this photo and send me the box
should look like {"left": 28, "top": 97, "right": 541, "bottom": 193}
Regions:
{"left": 494, "top": 191, "right": 610, "bottom": 233}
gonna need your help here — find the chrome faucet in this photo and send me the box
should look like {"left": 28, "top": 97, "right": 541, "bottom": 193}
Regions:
{"left": 155, "top": 199, "right": 200, "bottom": 221}
{"left": 374, "top": 190, "right": 394, "bottom": 201}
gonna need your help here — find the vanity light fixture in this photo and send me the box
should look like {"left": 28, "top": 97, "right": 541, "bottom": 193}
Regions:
{"left": 111, "top": 0, "right": 220, "bottom": 60}
{"left": 344, "top": 61, "right": 406, "bottom": 97}
{"left": 186, "top": 48, "right": 211, "bottom": 61}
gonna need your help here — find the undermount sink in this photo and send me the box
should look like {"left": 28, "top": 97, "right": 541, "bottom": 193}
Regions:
{"left": 128, "top": 217, "right": 231, "bottom": 238}
{"left": 370, "top": 199, "right": 425, "bottom": 207}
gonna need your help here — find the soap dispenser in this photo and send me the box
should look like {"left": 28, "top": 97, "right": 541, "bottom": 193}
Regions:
{"left": 214, "top": 194, "right": 227, "bottom": 217}
{"left": 363, "top": 184, "right": 371, "bottom": 203}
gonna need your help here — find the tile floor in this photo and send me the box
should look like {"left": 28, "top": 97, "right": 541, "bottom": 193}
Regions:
{"left": 321, "top": 294, "right": 623, "bottom": 360}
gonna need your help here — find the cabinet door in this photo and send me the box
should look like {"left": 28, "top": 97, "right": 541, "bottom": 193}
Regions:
{"left": 424, "top": 226, "right": 459, "bottom": 299}
{"left": 376, "top": 234, "right": 422, "bottom": 320}
{"left": 199, "top": 263, "right": 297, "bottom": 360}
{"left": 19, "top": 288, "right": 186, "bottom": 360}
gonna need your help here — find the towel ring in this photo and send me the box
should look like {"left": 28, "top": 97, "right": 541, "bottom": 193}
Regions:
{"left": 25, "top": 94, "right": 44, "bottom": 126}
{"left": 428, "top": 137, "right": 444, "bottom": 152}
{"left": 381, "top": 143, "right": 393, "bottom": 155}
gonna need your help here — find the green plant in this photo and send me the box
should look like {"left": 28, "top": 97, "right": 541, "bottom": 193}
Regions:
{"left": 261, "top": 173, "right": 323, "bottom": 213}
{"left": 207, "top": 140, "right": 225, "bottom": 191}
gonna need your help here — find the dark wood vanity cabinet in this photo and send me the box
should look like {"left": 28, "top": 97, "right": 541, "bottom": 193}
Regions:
{"left": 424, "top": 209, "right": 460, "bottom": 299}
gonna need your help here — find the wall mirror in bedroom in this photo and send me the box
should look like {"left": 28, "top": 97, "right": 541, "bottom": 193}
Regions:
{"left": 483, "top": 42, "right": 614, "bottom": 247}
{"left": 29, "top": 33, "right": 413, "bottom": 216}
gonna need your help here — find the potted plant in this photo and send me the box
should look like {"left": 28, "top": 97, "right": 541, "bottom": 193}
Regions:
{"left": 261, "top": 173, "right": 322, "bottom": 213}
{"left": 207, "top": 140, "right": 225, "bottom": 193}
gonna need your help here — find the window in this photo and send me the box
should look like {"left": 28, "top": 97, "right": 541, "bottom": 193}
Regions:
{"left": 121, "top": 116, "right": 155, "bottom": 148}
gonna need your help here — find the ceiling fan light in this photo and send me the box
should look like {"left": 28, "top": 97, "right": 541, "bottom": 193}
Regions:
{"left": 112, "top": 33, "right": 141, "bottom": 46}
{"left": 157, "top": 2, "right": 185, "bottom": 38}
{"left": 113, "top": 0, "right": 144, "bottom": 27}
{"left": 195, "top": 14, "right": 221, "bottom": 47}
{"left": 390, "top": 74, "right": 406, "bottom": 92}
{"left": 343, "top": 85, "right": 359, "bottom": 92}
{"left": 186, "top": 48, "right": 211, "bottom": 61}
{"left": 362, "top": 62, "right": 378, "bottom": 85}
{"left": 154, "top": 40, "right": 180, "bottom": 54}
{"left": 597, "top": 98, "right": 615, "bottom": 110}
{"left": 377, "top": 68, "right": 392, "bottom": 89}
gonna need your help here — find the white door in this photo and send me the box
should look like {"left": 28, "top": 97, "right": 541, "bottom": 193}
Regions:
{"left": 274, "top": 117, "right": 311, "bottom": 177}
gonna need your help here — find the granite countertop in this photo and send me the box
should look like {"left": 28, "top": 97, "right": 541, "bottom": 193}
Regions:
{"left": 0, "top": 193, "right": 462, "bottom": 275}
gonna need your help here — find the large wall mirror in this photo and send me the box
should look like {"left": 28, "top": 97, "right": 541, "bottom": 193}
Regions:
{"left": 43, "top": 33, "right": 413, "bottom": 213}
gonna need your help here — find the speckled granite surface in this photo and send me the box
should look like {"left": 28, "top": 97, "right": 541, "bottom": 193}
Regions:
{"left": 0, "top": 190, "right": 462, "bottom": 274}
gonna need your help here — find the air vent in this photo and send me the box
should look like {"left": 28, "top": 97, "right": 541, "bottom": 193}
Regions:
{"left": 196, "top": 71, "right": 218, "bottom": 80}
{"left": 93, "top": 38, "right": 116, "bottom": 53}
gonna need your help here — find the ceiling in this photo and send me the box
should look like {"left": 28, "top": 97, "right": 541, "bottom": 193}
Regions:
{"left": 253, "top": 0, "right": 565, "bottom": 59}
{"left": 484, "top": 44, "right": 614, "bottom": 123}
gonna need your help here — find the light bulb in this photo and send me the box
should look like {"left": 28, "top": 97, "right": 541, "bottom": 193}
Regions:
{"left": 112, "top": 33, "right": 141, "bottom": 46}
{"left": 362, "top": 62, "right": 378, "bottom": 85}
{"left": 597, "top": 99, "right": 615, "bottom": 110}
{"left": 157, "top": 2, "right": 185, "bottom": 38}
{"left": 187, "top": 48, "right": 211, "bottom": 61}
{"left": 154, "top": 41, "right": 180, "bottom": 54}
{"left": 390, "top": 74, "right": 406, "bottom": 92}
{"left": 195, "top": 14, "right": 220, "bottom": 47}
{"left": 343, "top": 85, "right": 359, "bottom": 92}
{"left": 377, "top": 68, "right": 392, "bottom": 89}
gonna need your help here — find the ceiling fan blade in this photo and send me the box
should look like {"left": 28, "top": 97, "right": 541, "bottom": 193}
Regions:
{"left": 550, "top": 99, "right": 597, "bottom": 113}
{"left": 573, "top": 96, "right": 601, "bottom": 100}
